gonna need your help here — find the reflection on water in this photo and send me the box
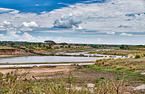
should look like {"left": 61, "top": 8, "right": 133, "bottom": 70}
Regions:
{"left": 0, "top": 56, "right": 108, "bottom": 63}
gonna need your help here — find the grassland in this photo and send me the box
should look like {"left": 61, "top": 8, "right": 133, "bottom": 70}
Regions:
{"left": 1, "top": 65, "right": 144, "bottom": 94}
{"left": 1, "top": 57, "right": 145, "bottom": 94}
{"left": 94, "top": 58, "right": 145, "bottom": 74}
{"left": 1, "top": 44, "right": 145, "bottom": 93}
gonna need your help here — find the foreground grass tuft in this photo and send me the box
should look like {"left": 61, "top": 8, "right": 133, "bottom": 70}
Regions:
{"left": 0, "top": 70, "right": 141, "bottom": 94}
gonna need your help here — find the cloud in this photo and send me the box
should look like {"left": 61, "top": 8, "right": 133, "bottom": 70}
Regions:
{"left": 106, "top": 32, "right": 115, "bottom": 35}
{"left": 17, "top": 31, "right": 21, "bottom": 33}
{"left": 53, "top": 13, "right": 82, "bottom": 29}
{"left": 21, "top": 32, "right": 36, "bottom": 41}
{"left": 120, "top": 33, "right": 133, "bottom": 36}
{"left": 0, "top": 20, "right": 15, "bottom": 31}
{"left": 19, "top": 28, "right": 33, "bottom": 31}
{"left": 0, "top": 20, "right": 40, "bottom": 41}
{"left": 21, "top": 21, "right": 38, "bottom": 28}
{"left": 97, "top": 38, "right": 101, "bottom": 42}
{"left": 36, "top": 29, "right": 74, "bottom": 33}
{"left": 0, "top": 31, "right": 41, "bottom": 41}
{"left": 0, "top": 34, "right": 4, "bottom": 37}
{"left": 0, "top": 26, "right": 5, "bottom": 31}
{"left": 0, "top": 0, "right": 144, "bottom": 44}
{"left": 2, "top": 20, "right": 11, "bottom": 26}
{"left": 0, "top": 8, "right": 14, "bottom": 14}
{"left": 0, "top": 20, "right": 21, "bottom": 40}
{"left": 118, "top": 25, "right": 131, "bottom": 28}
{"left": 9, "top": 10, "right": 19, "bottom": 14}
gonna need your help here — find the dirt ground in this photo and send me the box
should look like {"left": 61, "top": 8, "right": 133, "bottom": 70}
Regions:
{"left": 0, "top": 55, "right": 21, "bottom": 58}
{"left": 0, "top": 65, "right": 144, "bottom": 88}
{"left": 0, "top": 66, "right": 78, "bottom": 77}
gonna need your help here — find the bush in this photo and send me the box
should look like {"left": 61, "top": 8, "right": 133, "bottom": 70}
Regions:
{"left": 100, "top": 77, "right": 105, "bottom": 79}
{"left": 28, "top": 45, "right": 35, "bottom": 49}
{"left": 116, "top": 76, "right": 120, "bottom": 80}
{"left": 54, "top": 47, "right": 59, "bottom": 49}
{"left": 135, "top": 54, "right": 140, "bottom": 59}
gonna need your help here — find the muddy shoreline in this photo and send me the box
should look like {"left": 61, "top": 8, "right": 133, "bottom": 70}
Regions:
{"left": 0, "top": 55, "right": 35, "bottom": 58}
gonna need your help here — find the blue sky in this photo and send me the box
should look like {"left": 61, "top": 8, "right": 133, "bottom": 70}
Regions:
{"left": 0, "top": 0, "right": 107, "bottom": 13}
{"left": 0, "top": 0, "right": 145, "bottom": 44}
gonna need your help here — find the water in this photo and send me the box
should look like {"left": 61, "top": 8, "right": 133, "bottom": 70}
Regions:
{"left": 0, "top": 55, "right": 124, "bottom": 68}
{"left": 0, "top": 56, "right": 105, "bottom": 63}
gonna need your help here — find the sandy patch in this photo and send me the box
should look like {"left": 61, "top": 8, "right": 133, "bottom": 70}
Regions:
{"left": 0, "top": 55, "right": 19, "bottom": 58}
{"left": 0, "top": 66, "right": 77, "bottom": 75}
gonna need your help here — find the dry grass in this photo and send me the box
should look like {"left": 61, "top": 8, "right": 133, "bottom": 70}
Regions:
{"left": 0, "top": 69, "right": 138, "bottom": 94}
{"left": 93, "top": 58, "right": 145, "bottom": 74}
{"left": 0, "top": 66, "right": 144, "bottom": 93}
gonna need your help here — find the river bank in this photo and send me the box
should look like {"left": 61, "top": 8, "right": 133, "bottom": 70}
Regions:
{"left": 0, "top": 65, "right": 144, "bottom": 93}
{"left": 0, "top": 55, "right": 36, "bottom": 58}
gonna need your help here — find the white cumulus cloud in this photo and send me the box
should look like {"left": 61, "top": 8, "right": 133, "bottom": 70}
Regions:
{"left": 2, "top": 20, "right": 11, "bottom": 26}
{"left": 53, "top": 13, "right": 82, "bottom": 29}
{"left": 106, "top": 32, "right": 115, "bottom": 35}
{"left": 120, "top": 33, "right": 133, "bottom": 36}
{"left": 21, "top": 32, "right": 35, "bottom": 40}
{"left": 21, "top": 21, "right": 38, "bottom": 28}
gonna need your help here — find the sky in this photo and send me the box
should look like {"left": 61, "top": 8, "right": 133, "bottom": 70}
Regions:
{"left": 0, "top": 0, "right": 145, "bottom": 44}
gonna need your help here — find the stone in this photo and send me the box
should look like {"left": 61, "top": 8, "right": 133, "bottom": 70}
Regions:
{"left": 133, "top": 84, "right": 145, "bottom": 90}
{"left": 140, "top": 72, "right": 145, "bottom": 75}
{"left": 87, "top": 83, "right": 95, "bottom": 88}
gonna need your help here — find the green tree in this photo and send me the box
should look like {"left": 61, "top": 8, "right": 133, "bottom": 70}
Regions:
{"left": 38, "top": 42, "right": 43, "bottom": 47}
{"left": 10, "top": 42, "right": 16, "bottom": 46}
{"left": 44, "top": 40, "right": 56, "bottom": 49}
{"left": 68, "top": 45, "right": 71, "bottom": 48}
{"left": 120, "top": 45, "right": 125, "bottom": 49}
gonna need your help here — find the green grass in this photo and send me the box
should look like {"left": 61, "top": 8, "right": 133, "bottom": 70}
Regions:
{"left": 124, "top": 75, "right": 145, "bottom": 82}
{"left": 86, "top": 58, "right": 145, "bottom": 76}
{"left": 86, "top": 65, "right": 140, "bottom": 76}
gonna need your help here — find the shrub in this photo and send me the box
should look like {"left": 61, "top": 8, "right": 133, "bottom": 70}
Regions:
{"left": 115, "top": 66, "right": 125, "bottom": 70}
{"left": 28, "top": 45, "right": 35, "bottom": 49}
{"left": 54, "top": 47, "right": 59, "bottom": 49}
{"left": 135, "top": 54, "right": 140, "bottom": 59}
{"left": 95, "top": 58, "right": 114, "bottom": 66}
{"left": 100, "top": 77, "right": 105, "bottom": 79}
{"left": 95, "top": 79, "right": 99, "bottom": 83}
{"left": 116, "top": 76, "right": 120, "bottom": 80}
{"left": 79, "top": 54, "right": 85, "bottom": 56}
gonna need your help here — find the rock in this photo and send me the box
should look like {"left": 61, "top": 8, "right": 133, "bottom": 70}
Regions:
{"left": 140, "top": 72, "right": 145, "bottom": 75}
{"left": 87, "top": 83, "right": 95, "bottom": 88}
{"left": 133, "top": 84, "right": 145, "bottom": 90}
